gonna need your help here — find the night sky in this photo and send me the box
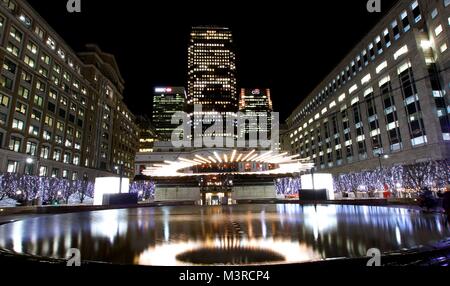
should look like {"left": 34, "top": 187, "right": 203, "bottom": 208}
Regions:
{"left": 26, "top": 0, "right": 397, "bottom": 122}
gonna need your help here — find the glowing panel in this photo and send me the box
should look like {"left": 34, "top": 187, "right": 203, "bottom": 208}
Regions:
{"left": 301, "top": 173, "right": 335, "bottom": 200}
{"left": 94, "top": 177, "right": 130, "bottom": 206}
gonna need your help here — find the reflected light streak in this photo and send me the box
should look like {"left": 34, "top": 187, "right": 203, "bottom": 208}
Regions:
{"left": 135, "top": 238, "right": 321, "bottom": 266}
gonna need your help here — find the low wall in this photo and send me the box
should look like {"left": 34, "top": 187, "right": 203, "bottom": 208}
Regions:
{"left": 233, "top": 185, "right": 276, "bottom": 200}
{"left": 154, "top": 185, "right": 276, "bottom": 201}
{"left": 154, "top": 187, "right": 200, "bottom": 202}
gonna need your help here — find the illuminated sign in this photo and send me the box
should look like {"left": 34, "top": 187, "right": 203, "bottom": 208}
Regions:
{"left": 155, "top": 87, "right": 173, "bottom": 93}
{"left": 251, "top": 89, "right": 261, "bottom": 95}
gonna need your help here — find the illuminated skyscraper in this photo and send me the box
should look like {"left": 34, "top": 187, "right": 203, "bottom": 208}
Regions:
{"left": 187, "top": 27, "right": 238, "bottom": 145}
{"left": 239, "top": 88, "right": 273, "bottom": 113}
{"left": 152, "top": 87, "right": 186, "bottom": 141}
{"left": 187, "top": 26, "right": 237, "bottom": 113}
{"left": 239, "top": 88, "right": 273, "bottom": 142}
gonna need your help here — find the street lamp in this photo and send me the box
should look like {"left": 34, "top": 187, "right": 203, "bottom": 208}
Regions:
{"left": 25, "top": 156, "right": 40, "bottom": 176}
{"left": 115, "top": 164, "right": 124, "bottom": 194}
{"left": 377, "top": 153, "right": 390, "bottom": 195}
{"left": 377, "top": 153, "right": 389, "bottom": 170}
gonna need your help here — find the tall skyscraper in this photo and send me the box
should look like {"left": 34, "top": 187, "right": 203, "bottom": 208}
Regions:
{"left": 152, "top": 87, "right": 186, "bottom": 141}
{"left": 239, "top": 88, "right": 273, "bottom": 141}
{"left": 187, "top": 26, "right": 237, "bottom": 113}
{"left": 239, "top": 88, "right": 273, "bottom": 113}
{"left": 187, "top": 27, "right": 237, "bottom": 145}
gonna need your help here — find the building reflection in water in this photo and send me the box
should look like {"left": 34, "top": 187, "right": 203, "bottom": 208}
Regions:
{"left": 0, "top": 204, "right": 449, "bottom": 266}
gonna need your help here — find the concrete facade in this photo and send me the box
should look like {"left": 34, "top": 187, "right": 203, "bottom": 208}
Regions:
{"left": 283, "top": 0, "right": 450, "bottom": 175}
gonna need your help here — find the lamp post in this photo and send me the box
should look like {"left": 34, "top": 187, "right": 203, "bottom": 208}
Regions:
{"left": 377, "top": 153, "right": 389, "bottom": 195}
{"left": 25, "top": 156, "right": 40, "bottom": 176}
{"left": 115, "top": 164, "right": 124, "bottom": 194}
{"left": 25, "top": 156, "right": 43, "bottom": 205}
{"left": 377, "top": 153, "right": 389, "bottom": 171}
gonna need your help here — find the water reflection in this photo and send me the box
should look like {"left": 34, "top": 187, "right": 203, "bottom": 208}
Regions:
{"left": 0, "top": 204, "right": 448, "bottom": 266}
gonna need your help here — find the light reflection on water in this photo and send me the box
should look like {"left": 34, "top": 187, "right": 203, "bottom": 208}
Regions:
{"left": 0, "top": 204, "right": 448, "bottom": 266}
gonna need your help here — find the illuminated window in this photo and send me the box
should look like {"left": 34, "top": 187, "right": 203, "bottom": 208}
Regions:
{"left": 43, "top": 130, "right": 51, "bottom": 141}
{"left": 361, "top": 74, "right": 371, "bottom": 85}
{"left": 351, "top": 97, "right": 359, "bottom": 106}
{"left": 378, "top": 76, "right": 391, "bottom": 87}
{"left": 58, "top": 48, "right": 65, "bottom": 59}
{"left": 435, "top": 25, "right": 443, "bottom": 36}
{"left": 7, "top": 161, "right": 19, "bottom": 173}
{"left": 383, "top": 29, "right": 391, "bottom": 48}
{"left": 431, "top": 8, "right": 438, "bottom": 19}
{"left": 24, "top": 55, "right": 35, "bottom": 68}
{"left": 0, "top": 75, "right": 13, "bottom": 90}
{"left": 6, "top": 42, "right": 19, "bottom": 57}
{"left": 12, "top": 118, "right": 24, "bottom": 130}
{"left": 33, "top": 95, "right": 44, "bottom": 106}
{"left": 15, "top": 101, "right": 26, "bottom": 114}
{"left": 38, "top": 66, "right": 48, "bottom": 77}
{"left": 0, "top": 94, "right": 10, "bottom": 107}
{"left": 29, "top": 125, "right": 39, "bottom": 136}
{"left": 375, "top": 36, "right": 383, "bottom": 54}
{"left": 376, "top": 61, "right": 387, "bottom": 74}
{"left": 9, "top": 137, "right": 21, "bottom": 152}
{"left": 2, "top": 0, "right": 16, "bottom": 11}
{"left": 45, "top": 115, "right": 54, "bottom": 127}
{"left": 9, "top": 26, "right": 22, "bottom": 42}
{"left": 46, "top": 37, "right": 56, "bottom": 50}
{"left": 400, "top": 11, "right": 410, "bottom": 32}
{"left": 34, "top": 25, "right": 44, "bottom": 39}
{"left": 391, "top": 20, "right": 400, "bottom": 40}
{"left": 53, "top": 149, "right": 61, "bottom": 161}
{"left": 411, "top": 1, "right": 421, "bottom": 23}
{"left": 41, "top": 53, "right": 51, "bottom": 65}
{"left": 364, "top": 87, "right": 374, "bottom": 97}
{"left": 26, "top": 41, "right": 38, "bottom": 54}
{"left": 394, "top": 45, "right": 408, "bottom": 60}
{"left": 397, "top": 62, "right": 412, "bottom": 75}
{"left": 441, "top": 43, "right": 448, "bottom": 53}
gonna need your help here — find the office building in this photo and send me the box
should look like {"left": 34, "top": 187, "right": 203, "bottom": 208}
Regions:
{"left": 136, "top": 115, "right": 159, "bottom": 153}
{"left": 0, "top": 0, "right": 138, "bottom": 179}
{"left": 239, "top": 88, "right": 273, "bottom": 141}
{"left": 284, "top": 0, "right": 450, "bottom": 175}
{"left": 152, "top": 86, "right": 186, "bottom": 141}
{"left": 187, "top": 26, "right": 237, "bottom": 141}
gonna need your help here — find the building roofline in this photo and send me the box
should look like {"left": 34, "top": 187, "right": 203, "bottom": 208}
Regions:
{"left": 288, "top": 0, "right": 404, "bottom": 121}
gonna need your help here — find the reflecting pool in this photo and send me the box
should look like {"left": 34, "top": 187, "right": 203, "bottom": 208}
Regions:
{"left": 0, "top": 204, "right": 449, "bottom": 266}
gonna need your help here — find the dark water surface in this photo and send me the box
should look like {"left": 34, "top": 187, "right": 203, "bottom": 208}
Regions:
{"left": 0, "top": 204, "right": 449, "bottom": 266}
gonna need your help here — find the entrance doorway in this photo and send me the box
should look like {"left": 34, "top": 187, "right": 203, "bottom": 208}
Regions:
{"left": 201, "top": 191, "right": 233, "bottom": 206}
